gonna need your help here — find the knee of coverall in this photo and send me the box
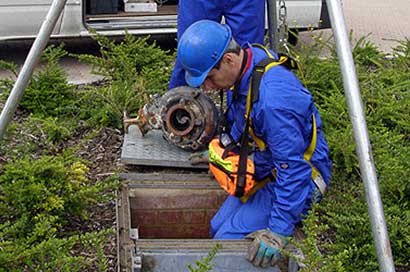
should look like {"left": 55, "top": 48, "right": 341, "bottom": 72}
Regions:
{"left": 210, "top": 195, "right": 242, "bottom": 237}
{"left": 211, "top": 185, "right": 274, "bottom": 239}
{"left": 300, "top": 180, "right": 323, "bottom": 218}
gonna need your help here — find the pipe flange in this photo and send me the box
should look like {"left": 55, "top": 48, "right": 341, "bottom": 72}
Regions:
{"left": 160, "top": 86, "right": 219, "bottom": 151}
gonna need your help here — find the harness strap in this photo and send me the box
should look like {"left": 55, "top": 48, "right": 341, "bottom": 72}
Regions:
{"left": 239, "top": 44, "right": 326, "bottom": 198}
{"left": 251, "top": 43, "right": 300, "bottom": 71}
{"left": 236, "top": 57, "right": 281, "bottom": 197}
{"left": 246, "top": 58, "right": 283, "bottom": 151}
{"left": 304, "top": 114, "right": 326, "bottom": 195}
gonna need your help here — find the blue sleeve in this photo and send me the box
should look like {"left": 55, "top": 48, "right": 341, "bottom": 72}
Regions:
{"left": 258, "top": 106, "right": 313, "bottom": 237}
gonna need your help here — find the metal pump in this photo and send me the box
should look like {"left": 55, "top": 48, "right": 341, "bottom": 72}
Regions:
{"left": 124, "top": 86, "right": 220, "bottom": 151}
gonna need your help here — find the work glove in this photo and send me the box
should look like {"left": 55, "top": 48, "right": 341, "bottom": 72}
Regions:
{"left": 188, "top": 150, "right": 209, "bottom": 165}
{"left": 245, "top": 229, "right": 289, "bottom": 268}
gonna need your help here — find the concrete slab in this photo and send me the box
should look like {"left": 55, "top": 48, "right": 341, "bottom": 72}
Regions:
{"left": 342, "top": 0, "right": 409, "bottom": 53}
{"left": 299, "top": 0, "right": 410, "bottom": 54}
{"left": 0, "top": 40, "right": 104, "bottom": 85}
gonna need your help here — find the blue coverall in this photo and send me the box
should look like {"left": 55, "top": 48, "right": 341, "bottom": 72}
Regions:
{"left": 168, "top": 0, "right": 266, "bottom": 89}
{"left": 210, "top": 44, "right": 332, "bottom": 238}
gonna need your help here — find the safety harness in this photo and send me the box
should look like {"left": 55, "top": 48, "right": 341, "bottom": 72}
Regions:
{"left": 209, "top": 44, "right": 326, "bottom": 200}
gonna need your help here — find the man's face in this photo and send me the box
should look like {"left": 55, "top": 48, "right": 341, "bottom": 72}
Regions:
{"left": 202, "top": 54, "right": 238, "bottom": 91}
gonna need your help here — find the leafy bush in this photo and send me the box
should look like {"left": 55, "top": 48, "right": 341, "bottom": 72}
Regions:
{"left": 1, "top": 155, "right": 88, "bottom": 233}
{"left": 295, "top": 35, "right": 410, "bottom": 270}
{"left": 0, "top": 60, "right": 18, "bottom": 105}
{"left": 19, "top": 44, "right": 77, "bottom": 118}
{"left": 0, "top": 155, "right": 116, "bottom": 271}
{"left": 25, "top": 115, "right": 73, "bottom": 143}
{"left": 75, "top": 32, "right": 174, "bottom": 128}
{"left": 0, "top": 59, "right": 18, "bottom": 76}
{"left": 0, "top": 59, "right": 17, "bottom": 96}
{"left": 0, "top": 116, "right": 78, "bottom": 162}
{"left": 0, "top": 228, "right": 114, "bottom": 272}
{"left": 288, "top": 202, "right": 348, "bottom": 272}
{"left": 77, "top": 32, "right": 173, "bottom": 91}
{"left": 78, "top": 75, "right": 148, "bottom": 128}
{"left": 0, "top": 122, "right": 40, "bottom": 160}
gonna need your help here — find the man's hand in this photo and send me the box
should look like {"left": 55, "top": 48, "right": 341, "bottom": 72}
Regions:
{"left": 245, "top": 229, "right": 288, "bottom": 267}
{"left": 188, "top": 150, "right": 209, "bottom": 165}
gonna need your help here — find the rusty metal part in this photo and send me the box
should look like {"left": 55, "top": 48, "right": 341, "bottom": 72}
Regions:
{"left": 126, "top": 86, "right": 219, "bottom": 151}
{"left": 123, "top": 110, "right": 142, "bottom": 135}
{"left": 160, "top": 87, "right": 219, "bottom": 151}
{"left": 124, "top": 93, "right": 163, "bottom": 135}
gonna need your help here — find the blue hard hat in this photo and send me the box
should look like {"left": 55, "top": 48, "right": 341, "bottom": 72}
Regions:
{"left": 177, "top": 20, "right": 232, "bottom": 87}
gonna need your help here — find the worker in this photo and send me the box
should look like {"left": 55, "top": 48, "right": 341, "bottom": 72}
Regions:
{"left": 168, "top": 0, "right": 266, "bottom": 90}
{"left": 178, "top": 20, "right": 332, "bottom": 267}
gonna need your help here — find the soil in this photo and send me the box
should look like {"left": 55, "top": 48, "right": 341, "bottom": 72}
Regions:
{"left": 72, "top": 126, "right": 124, "bottom": 272}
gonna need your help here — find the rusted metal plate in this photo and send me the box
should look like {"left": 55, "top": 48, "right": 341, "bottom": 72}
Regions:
{"left": 121, "top": 125, "right": 208, "bottom": 169}
{"left": 119, "top": 173, "right": 219, "bottom": 189}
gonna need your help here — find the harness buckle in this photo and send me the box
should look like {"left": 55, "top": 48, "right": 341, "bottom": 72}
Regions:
{"left": 313, "top": 173, "right": 327, "bottom": 195}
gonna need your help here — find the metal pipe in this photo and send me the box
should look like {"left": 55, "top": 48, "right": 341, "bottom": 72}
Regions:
{"left": 325, "top": 0, "right": 395, "bottom": 271}
{"left": 0, "top": 0, "right": 68, "bottom": 140}
{"left": 266, "top": 0, "right": 277, "bottom": 51}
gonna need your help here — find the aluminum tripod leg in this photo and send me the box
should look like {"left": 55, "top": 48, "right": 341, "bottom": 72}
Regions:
{"left": 266, "top": 0, "right": 278, "bottom": 51}
{"left": 0, "top": 0, "right": 68, "bottom": 140}
{"left": 325, "top": 0, "right": 395, "bottom": 270}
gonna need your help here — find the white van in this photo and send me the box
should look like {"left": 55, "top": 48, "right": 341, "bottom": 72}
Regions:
{"left": 0, "top": 0, "right": 330, "bottom": 41}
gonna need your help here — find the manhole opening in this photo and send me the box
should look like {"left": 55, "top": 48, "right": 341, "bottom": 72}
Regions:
{"left": 129, "top": 187, "right": 227, "bottom": 239}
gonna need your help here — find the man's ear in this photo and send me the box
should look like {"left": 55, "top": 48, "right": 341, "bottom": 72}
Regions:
{"left": 223, "top": 53, "right": 234, "bottom": 65}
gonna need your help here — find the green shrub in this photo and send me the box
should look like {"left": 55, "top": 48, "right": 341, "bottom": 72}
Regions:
{"left": 288, "top": 202, "right": 348, "bottom": 272}
{"left": 0, "top": 59, "right": 17, "bottom": 91}
{"left": 76, "top": 32, "right": 173, "bottom": 91}
{"left": 74, "top": 32, "right": 174, "bottom": 128}
{"left": 1, "top": 155, "right": 91, "bottom": 230}
{"left": 0, "top": 115, "right": 76, "bottom": 162}
{"left": 0, "top": 59, "right": 18, "bottom": 76}
{"left": 26, "top": 115, "right": 73, "bottom": 143}
{"left": 0, "top": 228, "right": 114, "bottom": 272}
{"left": 19, "top": 44, "right": 77, "bottom": 118}
{"left": 0, "top": 122, "right": 40, "bottom": 159}
{"left": 0, "top": 60, "right": 18, "bottom": 103}
{"left": 295, "top": 35, "right": 410, "bottom": 270}
{"left": 78, "top": 75, "right": 148, "bottom": 128}
{"left": 0, "top": 155, "right": 116, "bottom": 271}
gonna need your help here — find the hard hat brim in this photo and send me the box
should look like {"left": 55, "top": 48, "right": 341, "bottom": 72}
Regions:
{"left": 185, "top": 68, "right": 210, "bottom": 88}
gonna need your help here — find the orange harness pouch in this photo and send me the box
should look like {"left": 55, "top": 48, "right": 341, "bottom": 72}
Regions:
{"left": 208, "top": 138, "right": 256, "bottom": 197}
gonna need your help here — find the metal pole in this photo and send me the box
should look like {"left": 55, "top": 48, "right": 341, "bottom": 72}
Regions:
{"left": 266, "top": 0, "right": 278, "bottom": 51}
{"left": 0, "top": 0, "right": 68, "bottom": 140}
{"left": 325, "top": 0, "right": 395, "bottom": 271}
